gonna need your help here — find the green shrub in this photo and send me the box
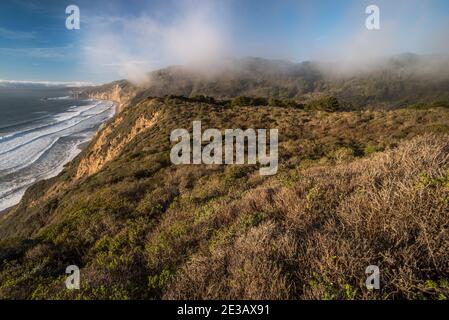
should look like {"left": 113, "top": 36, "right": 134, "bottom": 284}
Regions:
{"left": 306, "top": 96, "right": 340, "bottom": 112}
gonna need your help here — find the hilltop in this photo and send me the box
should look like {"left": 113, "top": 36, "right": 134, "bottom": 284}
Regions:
{"left": 84, "top": 54, "right": 449, "bottom": 110}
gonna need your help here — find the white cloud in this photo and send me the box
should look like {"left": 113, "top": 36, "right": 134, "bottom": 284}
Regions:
{"left": 165, "top": 9, "right": 230, "bottom": 68}
{"left": 313, "top": 0, "right": 449, "bottom": 75}
{"left": 82, "top": 1, "right": 231, "bottom": 84}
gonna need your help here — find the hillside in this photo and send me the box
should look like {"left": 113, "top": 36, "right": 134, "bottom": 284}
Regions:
{"left": 0, "top": 91, "right": 449, "bottom": 299}
{"left": 84, "top": 55, "right": 449, "bottom": 110}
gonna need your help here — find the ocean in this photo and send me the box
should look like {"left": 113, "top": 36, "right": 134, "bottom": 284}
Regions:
{"left": 0, "top": 84, "right": 115, "bottom": 211}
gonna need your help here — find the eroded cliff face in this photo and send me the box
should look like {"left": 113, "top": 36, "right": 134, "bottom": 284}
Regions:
{"left": 87, "top": 84, "right": 136, "bottom": 112}
{"left": 12, "top": 100, "right": 159, "bottom": 211}
{"left": 75, "top": 111, "right": 160, "bottom": 179}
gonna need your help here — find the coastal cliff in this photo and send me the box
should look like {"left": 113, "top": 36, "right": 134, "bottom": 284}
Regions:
{"left": 84, "top": 81, "right": 138, "bottom": 112}
{"left": 1, "top": 57, "right": 449, "bottom": 299}
{"left": 75, "top": 111, "right": 160, "bottom": 178}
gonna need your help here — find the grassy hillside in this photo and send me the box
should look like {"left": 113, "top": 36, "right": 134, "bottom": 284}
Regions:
{"left": 83, "top": 55, "right": 449, "bottom": 110}
{"left": 0, "top": 95, "right": 448, "bottom": 299}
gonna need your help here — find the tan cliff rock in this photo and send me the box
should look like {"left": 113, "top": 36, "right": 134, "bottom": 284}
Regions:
{"left": 87, "top": 84, "right": 135, "bottom": 112}
{"left": 75, "top": 111, "right": 160, "bottom": 179}
{"left": 20, "top": 87, "right": 147, "bottom": 208}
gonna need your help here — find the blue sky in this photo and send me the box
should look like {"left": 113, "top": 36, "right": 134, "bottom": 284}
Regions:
{"left": 0, "top": 0, "right": 448, "bottom": 83}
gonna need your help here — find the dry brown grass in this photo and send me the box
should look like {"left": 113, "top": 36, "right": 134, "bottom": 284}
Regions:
{"left": 165, "top": 134, "right": 449, "bottom": 299}
{"left": 164, "top": 221, "right": 297, "bottom": 299}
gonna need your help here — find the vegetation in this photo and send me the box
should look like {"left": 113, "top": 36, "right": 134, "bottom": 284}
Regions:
{"left": 0, "top": 93, "right": 449, "bottom": 299}
{"left": 304, "top": 96, "right": 340, "bottom": 112}
{"left": 409, "top": 101, "right": 449, "bottom": 110}
{"left": 83, "top": 55, "right": 449, "bottom": 110}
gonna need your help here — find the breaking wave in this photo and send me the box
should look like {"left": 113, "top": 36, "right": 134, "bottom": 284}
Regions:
{"left": 0, "top": 100, "right": 115, "bottom": 211}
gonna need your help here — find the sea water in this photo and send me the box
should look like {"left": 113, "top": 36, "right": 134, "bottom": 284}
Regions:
{"left": 0, "top": 84, "right": 115, "bottom": 211}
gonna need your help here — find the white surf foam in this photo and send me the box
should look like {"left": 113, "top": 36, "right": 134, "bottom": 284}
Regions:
{"left": 0, "top": 101, "right": 113, "bottom": 157}
{"left": 0, "top": 100, "right": 115, "bottom": 212}
{"left": 46, "top": 96, "right": 71, "bottom": 100}
{"left": 0, "top": 102, "right": 103, "bottom": 144}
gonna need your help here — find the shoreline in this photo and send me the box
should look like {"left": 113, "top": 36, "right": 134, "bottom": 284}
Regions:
{"left": 0, "top": 99, "right": 117, "bottom": 213}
